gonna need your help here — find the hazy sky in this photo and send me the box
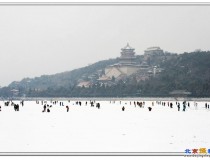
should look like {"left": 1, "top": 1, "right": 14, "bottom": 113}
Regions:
{"left": 0, "top": 5, "right": 210, "bottom": 86}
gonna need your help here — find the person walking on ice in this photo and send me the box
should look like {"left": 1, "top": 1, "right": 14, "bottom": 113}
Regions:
{"left": 148, "top": 107, "right": 152, "bottom": 111}
{"left": 183, "top": 101, "right": 186, "bottom": 112}
{"left": 170, "top": 102, "right": 173, "bottom": 108}
{"left": 42, "top": 104, "right": 46, "bottom": 112}
{"left": 177, "top": 103, "right": 180, "bottom": 111}
{"left": 96, "top": 103, "right": 100, "bottom": 109}
{"left": 66, "top": 106, "right": 69, "bottom": 112}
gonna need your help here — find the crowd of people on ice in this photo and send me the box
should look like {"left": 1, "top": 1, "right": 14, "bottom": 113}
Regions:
{"left": 38, "top": 100, "right": 101, "bottom": 113}
{"left": 0, "top": 99, "right": 209, "bottom": 113}
{"left": 0, "top": 100, "right": 25, "bottom": 112}
{"left": 115, "top": 100, "right": 210, "bottom": 112}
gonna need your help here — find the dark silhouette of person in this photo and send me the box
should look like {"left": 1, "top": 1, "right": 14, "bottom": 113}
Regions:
{"left": 183, "top": 101, "right": 186, "bottom": 111}
{"left": 122, "top": 106, "right": 125, "bottom": 111}
{"left": 170, "top": 102, "right": 173, "bottom": 108}
{"left": 96, "top": 103, "right": 100, "bottom": 109}
{"left": 140, "top": 102, "right": 143, "bottom": 108}
{"left": 17, "top": 104, "right": 19, "bottom": 111}
{"left": 148, "top": 107, "right": 152, "bottom": 111}
{"left": 14, "top": 104, "right": 19, "bottom": 111}
{"left": 177, "top": 103, "right": 180, "bottom": 111}
{"left": 42, "top": 105, "right": 46, "bottom": 112}
{"left": 91, "top": 102, "right": 94, "bottom": 107}
{"left": 66, "top": 106, "right": 69, "bottom": 112}
{"left": 21, "top": 100, "right": 24, "bottom": 106}
{"left": 47, "top": 108, "right": 50, "bottom": 112}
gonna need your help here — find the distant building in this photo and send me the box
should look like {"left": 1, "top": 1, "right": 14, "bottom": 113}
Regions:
{"left": 104, "top": 43, "right": 144, "bottom": 80}
{"left": 77, "top": 81, "right": 92, "bottom": 88}
{"left": 97, "top": 75, "right": 112, "bottom": 82}
{"left": 144, "top": 47, "right": 164, "bottom": 56}
{"left": 82, "top": 44, "right": 165, "bottom": 87}
{"left": 144, "top": 47, "right": 166, "bottom": 66}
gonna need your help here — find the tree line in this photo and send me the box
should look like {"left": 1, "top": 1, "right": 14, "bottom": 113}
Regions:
{"left": 1, "top": 51, "right": 210, "bottom": 98}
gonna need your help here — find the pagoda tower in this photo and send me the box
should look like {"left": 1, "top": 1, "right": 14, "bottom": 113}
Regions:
{"left": 103, "top": 43, "right": 143, "bottom": 80}
{"left": 119, "top": 43, "right": 136, "bottom": 65}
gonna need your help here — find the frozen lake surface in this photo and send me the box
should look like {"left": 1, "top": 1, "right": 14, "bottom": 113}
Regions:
{"left": 0, "top": 99, "right": 209, "bottom": 152}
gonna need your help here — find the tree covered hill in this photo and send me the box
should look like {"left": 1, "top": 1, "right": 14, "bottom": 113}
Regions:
{"left": 1, "top": 51, "right": 210, "bottom": 97}
{"left": 155, "top": 51, "right": 210, "bottom": 96}
{"left": 0, "top": 58, "right": 119, "bottom": 97}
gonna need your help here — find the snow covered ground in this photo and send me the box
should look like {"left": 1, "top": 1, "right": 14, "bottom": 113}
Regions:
{"left": 0, "top": 99, "right": 209, "bottom": 153}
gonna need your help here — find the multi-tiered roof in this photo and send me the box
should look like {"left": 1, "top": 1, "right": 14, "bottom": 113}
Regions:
{"left": 119, "top": 43, "right": 136, "bottom": 65}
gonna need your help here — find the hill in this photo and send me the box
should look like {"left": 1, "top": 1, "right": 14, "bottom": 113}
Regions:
{"left": 1, "top": 51, "right": 210, "bottom": 98}
{"left": 0, "top": 58, "right": 119, "bottom": 97}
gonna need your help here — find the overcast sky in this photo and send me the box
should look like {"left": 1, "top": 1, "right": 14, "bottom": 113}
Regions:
{"left": 0, "top": 5, "right": 210, "bottom": 86}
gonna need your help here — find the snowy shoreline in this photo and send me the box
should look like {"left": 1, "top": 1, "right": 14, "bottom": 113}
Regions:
{"left": 2, "top": 97, "right": 210, "bottom": 101}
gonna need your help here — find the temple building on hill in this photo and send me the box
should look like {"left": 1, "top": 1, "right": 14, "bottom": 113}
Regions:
{"left": 77, "top": 44, "right": 165, "bottom": 87}
{"left": 143, "top": 46, "right": 165, "bottom": 65}
{"left": 144, "top": 46, "right": 164, "bottom": 56}
{"left": 101, "top": 43, "right": 144, "bottom": 80}
{"left": 118, "top": 43, "right": 136, "bottom": 65}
